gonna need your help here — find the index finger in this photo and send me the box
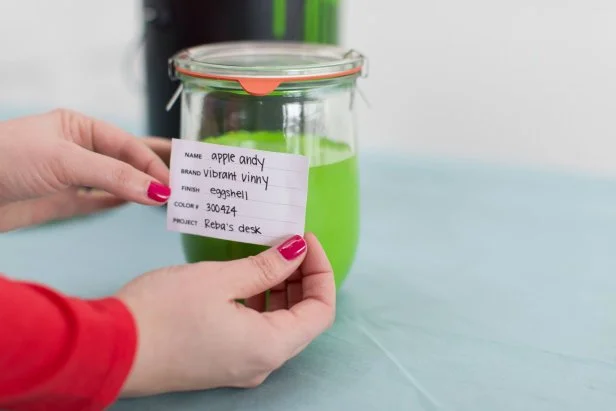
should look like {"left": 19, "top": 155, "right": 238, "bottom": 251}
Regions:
{"left": 142, "top": 137, "right": 171, "bottom": 168}
{"left": 262, "top": 232, "right": 336, "bottom": 351}
{"left": 59, "top": 109, "right": 170, "bottom": 185}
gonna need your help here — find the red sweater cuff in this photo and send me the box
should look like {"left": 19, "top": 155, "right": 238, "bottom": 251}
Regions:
{"left": 0, "top": 281, "right": 137, "bottom": 411}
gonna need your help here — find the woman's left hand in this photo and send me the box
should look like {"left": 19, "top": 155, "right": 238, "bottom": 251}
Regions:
{"left": 0, "top": 109, "right": 172, "bottom": 232}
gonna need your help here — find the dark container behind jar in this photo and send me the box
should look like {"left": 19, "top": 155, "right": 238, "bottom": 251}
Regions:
{"left": 143, "top": 0, "right": 341, "bottom": 139}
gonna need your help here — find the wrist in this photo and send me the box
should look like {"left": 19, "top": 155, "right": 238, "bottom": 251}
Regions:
{"left": 115, "top": 292, "right": 157, "bottom": 397}
{"left": 84, "top": 296, "right": 139, "bottom": 405}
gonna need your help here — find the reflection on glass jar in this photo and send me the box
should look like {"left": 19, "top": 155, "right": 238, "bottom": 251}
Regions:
{"left": 169, "top": 41, "right": 366, "bottom": 288}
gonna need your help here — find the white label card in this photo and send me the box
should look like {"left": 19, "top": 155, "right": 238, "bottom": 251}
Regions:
{"left": 166, "top": 138, "right": 309, "bottom": 246}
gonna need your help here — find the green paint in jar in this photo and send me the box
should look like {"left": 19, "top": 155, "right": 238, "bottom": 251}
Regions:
{"left": 181, "top": 131, "right": 359, "bottom": 288}
{"left": 169, "top": 41, "right": 367, "bottom": 290}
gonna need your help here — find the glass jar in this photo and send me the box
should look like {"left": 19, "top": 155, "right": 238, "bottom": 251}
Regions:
{"left": 168, "top": 41, "right": 366, "bottom": 288}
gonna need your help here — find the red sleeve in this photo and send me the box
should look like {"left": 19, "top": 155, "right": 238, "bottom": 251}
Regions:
{"left": 0, "top": 275, "right": 137, "bottom": 411}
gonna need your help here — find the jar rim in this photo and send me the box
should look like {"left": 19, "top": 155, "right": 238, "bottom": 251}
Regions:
{"left": 169, "top": 41, "right": 366, "bottom": 96}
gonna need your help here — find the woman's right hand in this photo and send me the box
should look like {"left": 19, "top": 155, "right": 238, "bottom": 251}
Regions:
{"left": 117, "top": 233, "right": 335, "bottom": 396}
{"left": 0, "top": 109, "right": 172, "bottom": 232}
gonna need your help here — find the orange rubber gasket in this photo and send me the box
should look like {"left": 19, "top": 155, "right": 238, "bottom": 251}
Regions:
{"left": 175, "top": 66, "right": 362, "bottom": 96}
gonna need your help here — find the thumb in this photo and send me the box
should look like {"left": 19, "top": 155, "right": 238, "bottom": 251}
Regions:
{"left": 221, "top": 235, "right": 308, "bottom": 299}
{"left": 62, "top": 145, "right": 171, "bottom": 205}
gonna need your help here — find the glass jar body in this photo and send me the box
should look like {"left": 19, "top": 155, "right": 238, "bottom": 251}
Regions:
{"left": 178, "top": 76, "right": 360, "bottom": 288}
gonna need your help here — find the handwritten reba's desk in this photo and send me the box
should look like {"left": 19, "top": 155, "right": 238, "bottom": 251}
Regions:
{"left": 2, "top": 154, "right": 616, "bottom": 411}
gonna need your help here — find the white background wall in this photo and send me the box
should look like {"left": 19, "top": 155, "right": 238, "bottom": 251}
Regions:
{"left": 1, "top": 0, "right": 616, "bottom": 177}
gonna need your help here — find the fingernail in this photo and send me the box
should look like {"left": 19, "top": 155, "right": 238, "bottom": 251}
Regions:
{"left": 147, "top": 181, "right": 171, "bottom": 203}
{"left": 277, "top": 235, "right": 307, "bottom": 260}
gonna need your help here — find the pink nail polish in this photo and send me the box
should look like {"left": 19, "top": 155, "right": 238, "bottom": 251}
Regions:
{"left": 277, "top": 235, "right": 307, "bottom": 260}
{"left": 147, "top": 182, "right": 171, "bottom": 202}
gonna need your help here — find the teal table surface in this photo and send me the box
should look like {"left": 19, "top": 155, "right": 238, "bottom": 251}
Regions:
{"left": 2, "top": 153, "right": 616, "bottom": 411}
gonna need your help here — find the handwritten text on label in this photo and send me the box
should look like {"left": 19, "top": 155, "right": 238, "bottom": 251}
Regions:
{"left": 166, "top": 139, "right": 309, "bottom": 246}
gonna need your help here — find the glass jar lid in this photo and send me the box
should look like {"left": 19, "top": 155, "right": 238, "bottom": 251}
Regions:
{"left": 169, "top": 41, "right": 366, "bottom": 96}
